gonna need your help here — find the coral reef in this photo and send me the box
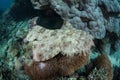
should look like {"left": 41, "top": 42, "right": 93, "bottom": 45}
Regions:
{"left": 31, "top": 0, "right": 120, "bottom": 39}
{"left": 107, "top": 17, "right": 120, "bottom": 37}
{"left": 0, "top": 10, "right": 29, "bottom": 79}
{"left": 109, "top": 51, "right": 120, "bottom": 67}
{"left": 88, "top": 68, "right": 108, "bottom": 80}
{"left": 25, "top": 22, "right": 94, "bottom": 61}
{"left": 24, "top": 53, "right": 89, "bottom": 80}
{"left": 0, "top": 57, "right": 29, "bottom": 80}
{"left": 28, "top": 16, "right": 38, "bottom": 29}
{"left": 23, "top": 21, "right": 94, "bottom": 79}
{"left": 87, "top": 54, "right": 113, "bottom": 80}
{"left": 92, "top": 31, "right": 120, "bottom": 56}
{"left": 0, "top": 0, "right": 120, "bottom": 80}
{"left": 93, "top": 54, "right": 113, "bottom": 80}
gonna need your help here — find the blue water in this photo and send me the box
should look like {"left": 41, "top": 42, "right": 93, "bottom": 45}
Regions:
{"left": 0, "top": 0, "right": 13, "bottom": 11}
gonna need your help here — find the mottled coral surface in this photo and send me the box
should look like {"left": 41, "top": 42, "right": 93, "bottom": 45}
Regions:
{"left": 25, "top": 22, "right": 94, "bottom": 61}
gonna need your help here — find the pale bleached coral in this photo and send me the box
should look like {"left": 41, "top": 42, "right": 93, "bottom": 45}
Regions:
{"left": 25, "top": 22, "right": 94, "bottom": 61}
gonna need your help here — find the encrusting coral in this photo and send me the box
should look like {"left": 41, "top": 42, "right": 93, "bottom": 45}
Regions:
{"left": 30, "top": 0, "right": 120, "bottom": 39}
{"left": 23, "top": 21, "right": 94, "bottom": 79}
{"left": 25, "top": 22, "right": 94, "bottom": 61}
{"left": 24, "top": 53, "right": 89, "bottom": 80}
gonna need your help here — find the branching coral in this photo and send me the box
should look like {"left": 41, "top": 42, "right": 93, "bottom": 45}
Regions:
{"left": 25, "top": 22, "right": 94, "bottom": 61}
{"left": 88, "top": 68, "right": 108, "bottom": 80}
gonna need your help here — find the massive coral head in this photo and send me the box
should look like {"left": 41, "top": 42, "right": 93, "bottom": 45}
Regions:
{"left": 24, "top": 53, "right": 89, "bottom": 80}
